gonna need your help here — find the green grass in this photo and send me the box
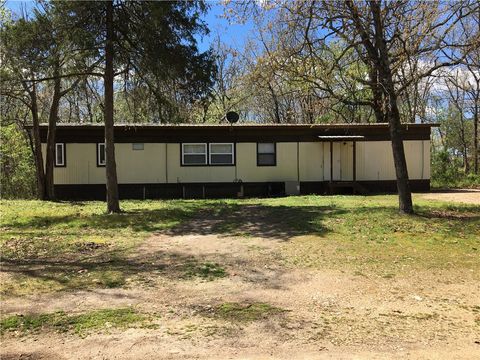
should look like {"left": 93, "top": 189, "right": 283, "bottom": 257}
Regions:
{"left": 431, "top": 172, "right": 480, "bottom": 189}
{"left": 183, "top": 262, "right": 227, "bottom": 280}
{"left": 270, "top": 195, "right": 479, "bottom": 275}
{"left": 211, "top": 302, "right": 286, "bottom": 322}
{"left": 1, "top": 195, "right": 479, "bottom": 296}
{"left": 0, "top": 199, "right": 204, "bottom": 259}
{"left": 0, "top": 308, "right": 147, "bottom": 335}
{"left": 0, "top": 200, "right": 221, "bottom": 295}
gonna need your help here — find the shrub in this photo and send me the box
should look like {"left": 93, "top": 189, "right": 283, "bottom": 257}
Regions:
{"left": 431, "top": 150, "right": 480, "bottom": 188}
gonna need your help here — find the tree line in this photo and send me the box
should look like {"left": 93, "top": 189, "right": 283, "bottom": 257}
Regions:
{"left": 1, "top": 1, "right": 215, "bottom": 212}
{"left": 1, "top": 0, "right": 479, "bottom": 214}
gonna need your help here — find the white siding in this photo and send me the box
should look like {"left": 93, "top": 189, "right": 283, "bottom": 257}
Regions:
{"left": 299, "top": 142, "right": 324, "bottom": 181}
{"left": 340, "top": 142, "right": 354, "bottom": 181}
{"left": 356, "top": 140, "right": 429, "bottom": 181}
{"left": 236, "top": 143, "right": 298, "bottom": 182}
{"left": 46, "top": 140, "right": 430, "bottom": 185}
{"left": 115, "top": 143, "right": 166, "bottom": 183}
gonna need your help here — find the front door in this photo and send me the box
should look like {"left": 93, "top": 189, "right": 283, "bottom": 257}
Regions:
{"left": 331, "top": 142, "right": 354, "bottom": 181}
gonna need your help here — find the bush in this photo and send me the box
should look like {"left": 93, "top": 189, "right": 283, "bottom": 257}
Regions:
{"left": 431, "top": 150, "right": 480, "bottom": 189}
{"left": 0, "top": 123, "right": 36, "bottom": 199}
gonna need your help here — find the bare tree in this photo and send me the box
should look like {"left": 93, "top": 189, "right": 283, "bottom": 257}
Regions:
{"left": 445, "top": 70, "right": 473, "bottom": 172}
{"left": 464, "top": 38, "right": 480, "bottom": 174}
{"left": 206, "top": 35, "right": 249, "bottom": 122}
{"left": 258, "top": 0, "right": 479, "bottom": 213}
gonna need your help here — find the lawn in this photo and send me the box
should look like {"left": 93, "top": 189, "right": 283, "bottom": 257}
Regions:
{"left": 0, "top": 195, "right": 479, "bottom": 358}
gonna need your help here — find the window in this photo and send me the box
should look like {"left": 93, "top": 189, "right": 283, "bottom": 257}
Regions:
{"left": 97, "top": 143, "right": 106, "bottom": 167}
{"left": 132, "top": 143, "right": 144, "bottom": 150}
{"left": 209, "top": 143, "right": 234, "bottom": 165}
{"left": 181, "top": 143, "right": 235, "bottom": 166}
{"left": 257, "top": 142, "right": 276, "bottom": 166}
{"left": 182, "top": 143, "right": 207, "bottom": 165}
{"left": 55, "top": 143, "right": 65, "bottom": 167}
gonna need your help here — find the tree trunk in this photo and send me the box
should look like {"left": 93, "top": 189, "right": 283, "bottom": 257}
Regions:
{"left": 387, "top": 98, "right": 413, "bottom": 213}
{"left": 268, "top": 83, "right": 281, "bottom": 124}
{"left": 369, "top": 67, "right": 385, "bottom": 123}
{"left": 370, "top": 0, "right": 413, "bottom": 213}
{"left": 474, "top": 103, "right": 478, "bottom": 174}
{"left": 463, "top": 146, "right": 469, "bottom": 173}
{"left": 104, "top": 0, "right": 121, "bottom": 213}
{"left": 44, "top": 62, "right": 62, "bottom": 200}
{"left": 459, "top": 115, "right": 470, "bottom": 173}
{"left": 30, "top": 82, "right": 46, "bottom": 200}
{"left": 376, "top": 48, "right": 414, "bottom": 213}
{"left": 474, "top": 7, "right": 480, "bottom": 174}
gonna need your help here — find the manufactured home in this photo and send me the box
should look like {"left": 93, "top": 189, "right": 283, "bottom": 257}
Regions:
{"left": 35, "top": 123, "right": 433, "bottom": 200}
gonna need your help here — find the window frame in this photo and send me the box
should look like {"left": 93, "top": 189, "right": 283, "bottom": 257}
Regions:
{"left": 208, "top": 143, "right": 235, "bottom": 166}
{"left": 181, "top": 143, "right": 208, "bottom": 166}
{"left": 256, "top": 142, "right": 277, "bottom": 167}
{"left": 97, "top": 143, "right": 106, "bottom": 167}
{"left": 54, "top": 143, "right": 66, "bottom": 167}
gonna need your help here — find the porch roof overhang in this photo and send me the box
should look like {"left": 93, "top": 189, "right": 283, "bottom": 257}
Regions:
{"left": 317, "top": 135, "right": 365, "bottom": 140}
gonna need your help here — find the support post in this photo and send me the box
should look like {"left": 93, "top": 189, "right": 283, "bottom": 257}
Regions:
{"left": 353, "top": 141, "right": 357, "bottom": 182}
{"left": 330, "top": 141, "right": 333, "bottom": 183}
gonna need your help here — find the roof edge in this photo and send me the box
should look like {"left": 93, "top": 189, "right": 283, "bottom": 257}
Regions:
{"left": 25, "top": 122, "right": 440, "bottom": 129}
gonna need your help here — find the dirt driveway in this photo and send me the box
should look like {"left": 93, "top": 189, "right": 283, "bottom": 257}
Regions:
{"left": 419, "top": 189, "right": 480, "bottom": 204}
{"left": 1, "top": 199, "right": 479, "bottom": 359}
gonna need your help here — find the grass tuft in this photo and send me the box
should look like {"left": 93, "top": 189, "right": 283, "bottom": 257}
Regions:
{"left": 183, "top": 262, "right": 226, "bottom": 280}
{"left": 0, "top": 307, "right": 146, "bottom": 335}
{"left": 211, "top": 302, "right": 286, "bottom": 322}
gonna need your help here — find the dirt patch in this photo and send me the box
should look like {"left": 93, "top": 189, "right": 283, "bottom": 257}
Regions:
{"left": 419, "top": 189, "right": 480, "bottom": 204}
{"left": 1, "top": 203, "right": 479, "bottom": 359}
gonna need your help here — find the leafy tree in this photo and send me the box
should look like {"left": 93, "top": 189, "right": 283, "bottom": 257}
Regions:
{"left": 54, "top": 1, "right": 215, "bottom": 212}
{"left": 234, "top": 0, "right": 479, "bottom": 213}
{"left": 0, "top": 81, "right": 36, "bottom": 198}
{"left": 1, "top": 11, "right": 50, "bottom": 199}
{"left": 0, "top": 123, "right": 36, "bottom": 198}
{"left": 1, "top": 3, "right": 98, "bottom": 200}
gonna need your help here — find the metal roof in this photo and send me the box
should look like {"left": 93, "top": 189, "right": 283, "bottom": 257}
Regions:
{"left": 30, "top": 122, "right": 438, "bottom": 129}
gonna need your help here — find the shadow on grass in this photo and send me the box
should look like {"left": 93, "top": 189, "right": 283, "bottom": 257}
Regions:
{"left": 428, "top": 188, "right": 480, "bottom": 193}
{"left": 161, "top": 204, "right": 345, "bottom": 240}
{"left": 2, "top": 199, "right": 478, "bottom": 296}
{"left": 2, "top": 201, "right": 345, "bottom": 240}
{"left": 1, "top": 201, "right": 343, "bottom": 294}
{"left": 1, "top": 249, "right": 228, "bottom": 294}
{"left": 1, "top": 246, "right": 293, "bottom": 294}
{"left": 3, "top": 206, "right": 198, "bottom": 233}
{"left": 0, "top": 352, "right": 59, "bottom": 360}
{"left": 336, "top": 204, "right": 480, "bottom": 238}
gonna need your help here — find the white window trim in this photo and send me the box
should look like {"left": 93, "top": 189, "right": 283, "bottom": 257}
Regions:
{"left": 55, "top": 143, "right": 65, "bottom": 167}
{"left": 182, "top": 143, "right": 207, "bottom": 165}
{"left": 97, "top": 143, "right": 106, "bottom": 166}
{"left": 209, "top": 143, "right": 234, "bottom": 165}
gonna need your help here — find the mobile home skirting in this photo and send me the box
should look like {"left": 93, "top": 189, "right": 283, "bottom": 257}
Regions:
{"left": 33, "top": 123, "right": 435, "bottom": 200}
{"left": 53, "top": 180, "right": 430, "bottom": 201}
